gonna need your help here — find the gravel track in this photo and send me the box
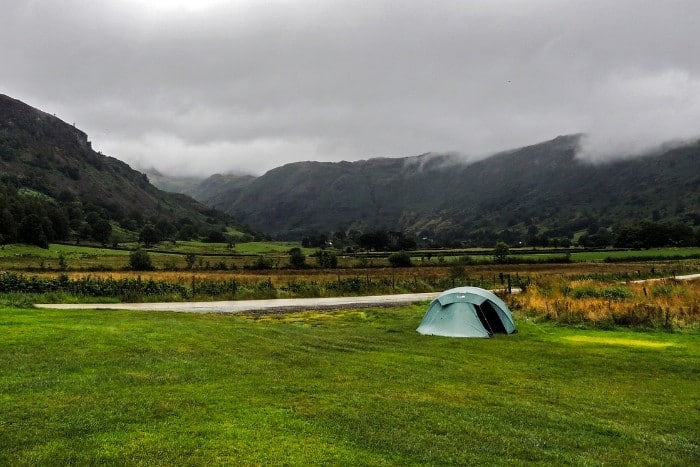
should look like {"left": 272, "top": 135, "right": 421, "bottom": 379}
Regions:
{"left": 40, "top": 277, "right": 700, "bottom": 315}
{"left": 34, "top": 292, "right": 442, "bottom": 314}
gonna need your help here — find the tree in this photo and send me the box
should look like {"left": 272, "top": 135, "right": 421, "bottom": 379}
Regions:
{"left": 155, "top": 219, "right": 176, "bottom": 240}
{"left": 75, "top": 220, "right": 93, "bottom": 243}
{"left": 358, "top": 230, "right": 389, "bottom": 251}
{"left": 50, "top": 209, "right": 71, "bottom": 241}
{"left": 177, "top": 224, "right": 196, "bottom": 241}
{"left": 91, "top": 219, "right": 112, "bottom": 245}
{"left": 206, "top": 229, "right": 227, "bottom": 243}
{"left": 139, "top": 224, "right": 160, "bottom": 247}
{"left": 493, "top": 241, "right": 510, "bottom": 264}
{"left": 19, "top": 214, "right": 48, "bottom": 248}
{"left": 591, "top": 228, "right": 613, "bottom": 248}
{"left": 129, "top": 248, "right": 153, "bottom": 271}
{"left": 667, "top": 222, "right": 694, "bottom": 246}
{"left": 0, "top": 208, "right": 17, "bottom": 243}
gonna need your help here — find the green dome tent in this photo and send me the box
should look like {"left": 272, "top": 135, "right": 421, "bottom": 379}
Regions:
{"left": 417, "top": 287, "right": 516, "bottom": 338}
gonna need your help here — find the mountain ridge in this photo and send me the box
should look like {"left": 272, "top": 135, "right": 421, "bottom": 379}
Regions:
{"left": 163, "top": 134, "right": 699, "bottom": 245}
{"left": 6, "top": 91, "right": 693, "bottom": 248}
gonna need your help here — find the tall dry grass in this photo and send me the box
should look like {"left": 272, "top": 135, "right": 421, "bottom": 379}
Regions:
{"left": 508, "top": 277, "right": 700, "bottom": 329}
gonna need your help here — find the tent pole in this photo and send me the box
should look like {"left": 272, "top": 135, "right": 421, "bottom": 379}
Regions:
{"left": 475, "top": 305, "right": 495, "bottom": 336}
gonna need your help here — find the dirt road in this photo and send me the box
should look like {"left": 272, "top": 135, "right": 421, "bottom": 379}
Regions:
{"left": 629, "top": 273, "right": 700, "bottom": 283}
{"left": 34, "top": 274, "right": 698, "bottom": 315}
{"left": 34, "top": 292, "right": 442, "bottom": 314}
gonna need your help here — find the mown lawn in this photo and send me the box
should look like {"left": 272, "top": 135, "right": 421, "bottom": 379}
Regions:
{"left": 1, "top": 305, "right": 698, "bottom": 465}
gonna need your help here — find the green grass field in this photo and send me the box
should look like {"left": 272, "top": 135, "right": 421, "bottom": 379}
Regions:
{"left": 520, "top": 247, "right": 700, "bottom": 262}
{"left": 2, "top": 243, "right": 700, "bottom": 272}
{"left": 0, "top": 242, "right": 317, "bottom": 270}
{"left": 1, "top": 305, "right": 697, "bottom": 465}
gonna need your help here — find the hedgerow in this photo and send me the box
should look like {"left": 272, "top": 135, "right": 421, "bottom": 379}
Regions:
{"left": 0, "top": 272, "right": 190, "bottom": 301}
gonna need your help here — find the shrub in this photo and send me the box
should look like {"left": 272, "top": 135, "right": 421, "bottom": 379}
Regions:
{"left": 129, "top": 248, "right": 153, "bottom": 271}
{"left": 315, "top": 251, "right": 338, "bottom": 269}
{"left": 288, "top": 247, "right": 306, "bottom": 269}
{"left": 493, "top": 241, "right": 510, "bottom": 264}
{"left": 388, "top": 252, "right": 412, "bottom": 268}
{"left": 246, "top": 255, "right": 273, "bottom": 270}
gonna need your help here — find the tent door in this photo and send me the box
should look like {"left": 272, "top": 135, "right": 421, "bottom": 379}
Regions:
{"left": 475, "top": 302, "right": 507, "bottom": 335}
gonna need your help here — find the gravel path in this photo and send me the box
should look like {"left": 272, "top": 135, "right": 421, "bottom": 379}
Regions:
{"left": 34, "top": 274, "right": 699, "bottom": 315}
{"left": 34, "top": 292, "right": 442, "bottom": 314}
{"left": 629, "top": 273, "right": 700, "bottom": 283}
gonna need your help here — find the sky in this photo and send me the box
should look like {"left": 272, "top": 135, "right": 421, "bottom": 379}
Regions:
{"left": 2, "top": 0, "right": 699, "bottom": 177}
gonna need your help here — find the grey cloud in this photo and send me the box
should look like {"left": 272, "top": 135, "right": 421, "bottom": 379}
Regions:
{"left": 1, "top": 0, "right": 699, "bottom": 176}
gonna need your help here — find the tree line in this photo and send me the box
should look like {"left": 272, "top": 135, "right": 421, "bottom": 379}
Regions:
{"left": 300, "top": 220, "right": 700, "bottom": 253}
{"left": 0, "top": 176, "right": 241, "bottom": 249}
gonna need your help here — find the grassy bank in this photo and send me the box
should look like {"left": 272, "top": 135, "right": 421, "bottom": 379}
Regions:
{"left": 1, "top": 305, "right": 697, "bottom": 465}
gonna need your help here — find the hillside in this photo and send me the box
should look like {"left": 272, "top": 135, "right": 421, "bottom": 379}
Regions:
{"left": 187, "top": 135, "right": 700, "bottom": 245}
{"left": 0, "top": 94, "right": 240, "bottom": 246}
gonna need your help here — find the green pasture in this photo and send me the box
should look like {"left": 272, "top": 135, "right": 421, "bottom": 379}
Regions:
{"left": 0, "top": 242, "right": 301, "bottom": 270}
{"left": 2, "top": 243, "right": 700, "bottom": 272}
{"left": 0, "top": 244, "right": 129, "bottom": 270}
{"left": 575, "top": 247, "right": 700, "bottom": 261}
{"left": 1, "top": 306, "right": 697, "bottom": 465}
{"left": 517, "top": 247, "right": 700, "bottom": 263}
{"left": 137, "top": 240, "right": 309, "bottom": 256}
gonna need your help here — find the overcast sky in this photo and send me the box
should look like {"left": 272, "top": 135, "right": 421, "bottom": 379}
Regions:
{"left": 2, "top": 0, "right": 699, "bottom": 176}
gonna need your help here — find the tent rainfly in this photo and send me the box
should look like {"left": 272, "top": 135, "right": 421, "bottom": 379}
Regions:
{"left": 417, "top": 286, "right": 516, "bottom": 338}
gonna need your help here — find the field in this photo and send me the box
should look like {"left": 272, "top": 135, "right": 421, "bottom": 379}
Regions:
{"left": 1, "top": 242, "right": 699, "bottom": 464}
{"left": 1, "top": 306, "right": 698, "bottom": 465}
{"left": 2, "top": 243, "right": 700, "bottom": 272}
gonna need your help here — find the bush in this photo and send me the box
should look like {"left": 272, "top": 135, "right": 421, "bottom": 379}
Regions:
{"left": 493, "top": 241, "right": 510, "bottom": 264}
{"left": 388, "top": 252, "right": 412, "bottom": 268}
{"left": 129, "top": 248, "right": 153, "bottom": 271}
{"left": 246, "top": 255, "right": 273, "bottom": 270}
{"left": 315, "top": 251, "right": 338, "bottom": 269}
{"left": 288, "top": 247, "right": 306, "bottom": 269}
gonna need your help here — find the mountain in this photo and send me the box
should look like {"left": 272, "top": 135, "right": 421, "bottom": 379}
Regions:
{"left": 190, "top": 134, "right": 700, "bottom": 245}
{"left": 143, "top": 168, "right": 206, "bottom": 196}
{"left": 0, "top": 94, "right": 239, "bottom": 246}
{"left": 148, "top": 171, "right": 256, "bottom": 207}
